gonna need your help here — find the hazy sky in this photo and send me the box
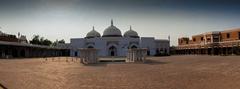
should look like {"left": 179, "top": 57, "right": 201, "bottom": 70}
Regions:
{"left": 0, "top": 0, "right": 240, "bottom": 45}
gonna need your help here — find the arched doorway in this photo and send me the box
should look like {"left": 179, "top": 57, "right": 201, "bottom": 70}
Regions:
{"left": 87, "top": 46, "right": 94, "bottom": 48}
{"left": 20, "top": 50, "right": 25, "bottom": 57}
{"left": 131, "top": 45, "right": 137, "bottom": 49}
{"left": 74, "top": 51, "right": 78, "bottom": 56}
{"left": 156, "top": 49, "right": 160, "bottom": 55}
{"left": 147, "top": 50, "right": 150, "bottom": 56}
{"left": 109, "top": 46, "right": 117, "bottom": 56}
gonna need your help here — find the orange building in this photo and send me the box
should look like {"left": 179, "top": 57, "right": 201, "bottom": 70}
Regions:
{"left": 173, "top": 28, "right": 240, "bottom": 55}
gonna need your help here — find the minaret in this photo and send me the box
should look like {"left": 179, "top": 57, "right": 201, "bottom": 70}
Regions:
{"left": 130, "top": 25, "right": 132, "bottom": 30}
{"left": 168, "top": 35, "right": 170, "bottom": 41}
{"left": 93, "top": 26, "right": 95, "bottom": 31}
{"left": 111, "top": 19, "right": 113, "bottom": 26}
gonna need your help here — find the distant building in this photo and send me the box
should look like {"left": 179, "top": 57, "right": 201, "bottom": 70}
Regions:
{"left": 70, "top": 20, "right": 170, "bottom": 57}
{"left": 19, "top": 35, "right": 28, "bottom": 43}
{"left": 0, "top": 31, "right": 18, "bottom": 42}
{"left": 0, "top": 30, "right": 69, "bottom": 58}
{"left": 173, "top": 28, "right": 240, "bottom": 55}
{"left": 0, "top": 31, "right": 28, "bottom": 43}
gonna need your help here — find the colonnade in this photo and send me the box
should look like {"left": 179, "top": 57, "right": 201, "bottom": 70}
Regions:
{"left": 174, "top": 42, "right": 240, "bottom": 55}
{"left": 126, "top": 48, "right": 147, "bottom": 63}
{"left": 0, "top": 45, "right": 69, "bottom": 58}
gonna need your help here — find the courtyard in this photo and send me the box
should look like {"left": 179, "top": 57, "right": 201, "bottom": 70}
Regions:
{"left": 0, "top": 55, "right": 240, "bottom": 89}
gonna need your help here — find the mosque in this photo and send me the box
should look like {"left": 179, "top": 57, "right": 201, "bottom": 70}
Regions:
{"left": 70, "top": 20, "right": 170, "bottom": 57}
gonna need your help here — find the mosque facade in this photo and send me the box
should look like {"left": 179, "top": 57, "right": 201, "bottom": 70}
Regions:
{"left": 70, "top": 20, "right": 170, "bottom": 57}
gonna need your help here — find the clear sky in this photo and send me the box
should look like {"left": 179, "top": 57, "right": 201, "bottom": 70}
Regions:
{"left": 0, "top": 0, "right": 240, "bottom": 46}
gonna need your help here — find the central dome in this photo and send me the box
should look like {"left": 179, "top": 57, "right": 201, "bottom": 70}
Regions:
{"left": 102, "top": 20, "right": 122, "bottom": 37}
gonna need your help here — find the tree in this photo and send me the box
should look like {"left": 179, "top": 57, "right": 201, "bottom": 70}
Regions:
{"left": 42, "top": 39, "right": 52, "bottom": 46}
{"left": 52, "top": 39, "right": 59, "bottom": 46}
{"left": 29, "top": 35, "right": 53, "bottom": 46}
{"left": 58, "top": 39, "right": 65, "bottom": 44}
{"left": 30, "top": 35, "right": 40, "bottom": 45}
{"left": 52, "top": 39, "right": 65, "bottom": 46}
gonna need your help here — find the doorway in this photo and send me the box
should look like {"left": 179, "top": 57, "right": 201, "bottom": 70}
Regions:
{"left": 109, "top": 46, "right": 117, "bottom": 56}
{"left": 238, "top": 32, "right": 240, "bottom": 40}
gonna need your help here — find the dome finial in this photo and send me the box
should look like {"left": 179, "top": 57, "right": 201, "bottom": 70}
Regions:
{"left": 111, "top": 19, "right": 113, "bottom": 26}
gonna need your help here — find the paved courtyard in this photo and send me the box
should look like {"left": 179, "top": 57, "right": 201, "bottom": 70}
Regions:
{"left": 1, "top": 55, "right": 240, "bottom": 89}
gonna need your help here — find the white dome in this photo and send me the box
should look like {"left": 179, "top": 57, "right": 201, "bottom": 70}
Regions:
{"left": 124, "top": 26, "right": 139, "bottom": 38}
{"left": 86, "top": 26, "right": 101, "bottom": 38}
{"left": 102, "top": 20, "right": 122, "bottom": 37}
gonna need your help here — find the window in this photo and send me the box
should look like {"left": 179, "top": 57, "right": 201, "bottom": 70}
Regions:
{"left": 207, "top": 38, "right": 211, "bottom": 41}
{"left": 239, "top": 32, "right": 240, "bottom": 39}
{"left": 201, "top": 37, "right": 204, "bottom": 41}
{"left": 193, "top": 38, "right": 196, "bottom": 42}
{"left": 74, "top": 51, "right": 78, "bottom": 56}
{"left": 227, "top": 33, "right": 230, "bottom": 38}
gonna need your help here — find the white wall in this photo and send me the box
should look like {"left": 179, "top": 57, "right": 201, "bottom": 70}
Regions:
{"left": 69, "top": 37, "right": 170, "bottom": 57}
{"left": 70, "top": 38, "right": 85, "bottom": 56}
{"left": 140, "top": 37, "right": 156, "bottom": 55}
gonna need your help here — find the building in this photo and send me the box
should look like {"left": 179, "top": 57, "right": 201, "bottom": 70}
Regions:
{"left": 173, "top": 28, "right": 240, "bottom": 55}
{"left": 70, "top": 20, "right": 170, "bottom": 57}
{"left": 0, "top": 31, "right": 69, "bottom": 58}
{"left": 0, "top": 31, "right": 28, "bottom": 43}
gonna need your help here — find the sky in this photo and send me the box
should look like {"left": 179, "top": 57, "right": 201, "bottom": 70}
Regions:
{"left": 0, "top": 0, "right": 240, "bottom": 46}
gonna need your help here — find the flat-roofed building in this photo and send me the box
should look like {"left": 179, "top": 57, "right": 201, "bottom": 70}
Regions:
{"left": 173, "top": 28, "right": 240, "bottom": 55}
{"left": 0, "top": 31, "right": 70, "bottom": 58}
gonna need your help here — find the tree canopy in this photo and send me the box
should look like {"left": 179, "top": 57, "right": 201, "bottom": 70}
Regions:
{"left": 29, "top": 35, "right": 55, "bottom": 46}
{"left": 52, "top": 39, "right": 65, "bottom": 46}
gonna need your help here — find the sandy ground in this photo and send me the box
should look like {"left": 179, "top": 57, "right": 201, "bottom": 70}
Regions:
{"left": 1, "top": 55, "right": 240, "bottom": 89}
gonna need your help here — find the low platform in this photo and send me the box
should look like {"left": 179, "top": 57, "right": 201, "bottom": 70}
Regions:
{"left": 98, "top": 57, "right": 126, "bottom": 62}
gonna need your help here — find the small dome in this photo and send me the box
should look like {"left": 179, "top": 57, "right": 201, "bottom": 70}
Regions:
{"left": 102, "top": 20, "right": 122, "bottom": 37}
{"left": 86, "top": 26, "right": 101, "bottom": 38}
{"left": 19, "top": 35, "right": 28, "bottom": 43}
{"left": 124, "top": 26, "right": 139, "bottom": 38}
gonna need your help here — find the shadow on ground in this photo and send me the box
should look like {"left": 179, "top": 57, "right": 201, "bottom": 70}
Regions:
{"left": 0, "top": 83, "right": 7, "bottom": 89}
{"left": 145, "top": 59, "right": 170, "bottom": 65}
{"left": 83, "top": 63, "right": 108, "bottom": 67}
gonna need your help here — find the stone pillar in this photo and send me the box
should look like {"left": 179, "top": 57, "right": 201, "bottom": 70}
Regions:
{"left": 126, "top": 48, "right": 147, "bottom": 63}
{"left": 226, "top": 47, "right": 228, "bottom": 55}
{"left": 221, "top": 47, "right": 223, "bottom": 56}
{"left": 78, "top": 48, "right": 98, "bottom": 64}
{"left": 237, "top": 42, "right": 240, "bottom": 55}
{"left": 232, "top": 43, "right": 234, "bottom": 55}
{"left": 211, "top": 47, "right": 214, "bottom": 55}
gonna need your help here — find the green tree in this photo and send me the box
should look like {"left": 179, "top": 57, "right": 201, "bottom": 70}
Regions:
{"left": 52, "top": 39, "right": 65, "bottom": 46}
{"left": 58, "top": 39, "right": 65, "bottom": 44}
{"left": 29, "top": 35, "right": 40, "bottom": 45}
{"left": 29, "top": 35, "right": 53, "bottom": 46}
{"left": 42, "top": 39, "right": 52, "bottom": 46}
{"left": 52, "top": 39, "right": 59, "bottom": 46}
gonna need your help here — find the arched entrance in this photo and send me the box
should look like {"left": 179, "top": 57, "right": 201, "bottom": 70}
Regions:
{"left": 87, "top": 46, "right": 94, "bottom": 48}
{"left": 74, "top": 51, "right": 78, "bottom": 56}
{"left": 109, "top": 46, "right": 117, "bottom": 56}
{"left": 147, "top": 50, "right": 150, "bottom": 56}
{"left": 20, "top": 50, "right": 25, "bottom": 57}
{"left": 131, "top": 45, "right": 137, "bottom": 49}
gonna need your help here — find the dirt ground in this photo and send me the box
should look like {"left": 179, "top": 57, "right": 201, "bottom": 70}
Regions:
{"left": 0, "top": 55, "right": 240, "bottom": 89}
